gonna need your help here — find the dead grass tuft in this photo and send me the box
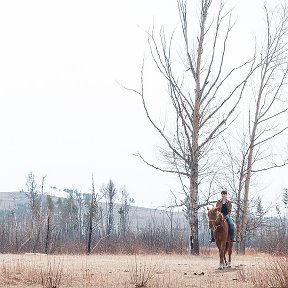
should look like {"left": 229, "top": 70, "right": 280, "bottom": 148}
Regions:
{"left": 237, "top": 255, "right": 288, "bottom": 288}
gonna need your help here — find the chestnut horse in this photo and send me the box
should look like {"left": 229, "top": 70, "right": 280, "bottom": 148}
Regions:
{"left": 207, "top": 206, "right": 235, "bottom": 269}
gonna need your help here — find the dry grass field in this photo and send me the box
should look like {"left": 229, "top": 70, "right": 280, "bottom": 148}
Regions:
{"left": 0, "top": 249, "right": 284, "bottom": 288}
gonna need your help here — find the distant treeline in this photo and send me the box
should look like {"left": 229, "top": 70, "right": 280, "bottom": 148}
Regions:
{"left": 0, "top": 174, "right": 191, "bottom": 254}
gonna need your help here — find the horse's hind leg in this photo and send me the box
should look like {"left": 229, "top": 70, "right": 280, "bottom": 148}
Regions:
{"left": 224, "top": 242, "right": 229, "bottom": 267}
{"left": 227, "top": 242, "right": 232, "bottom": 267}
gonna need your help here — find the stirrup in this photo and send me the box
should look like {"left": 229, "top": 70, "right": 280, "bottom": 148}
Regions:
{"left": 209, "top": 238, "right": 215, "bottom": 243}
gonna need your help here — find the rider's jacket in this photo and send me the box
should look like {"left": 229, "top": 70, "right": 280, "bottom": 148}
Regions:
{"left": 216, "top": 199, "right": 232, "bottom": 216}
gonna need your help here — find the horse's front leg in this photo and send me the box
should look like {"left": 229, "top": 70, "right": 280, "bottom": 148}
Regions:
{"left": 223, "top": 252, "right": 227, "bottom": 267}
{"left": 217, "top": 242, "right": 225, "bottom": 270}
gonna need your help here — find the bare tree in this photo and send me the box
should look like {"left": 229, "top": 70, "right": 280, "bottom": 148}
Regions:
{"left": 102, "top": 179, "right": 117, "bottom": 237}
{"left": 235, "top": 3, "right": 288, "bottom": 254}
{"left": 284, "top": 189, "right": 288, "bottom": 208}
{"left": 25, "top": 171, "right": 41, "bottom": 252}
{"left": 118, "top": 187, "right": 132, "bottom": 237}
{"left": 87, "top": 174, "right": 98, "bottom": 255}
{"left": 127, "top": 0, "right": 254, "bottom": 254}
{"left": 45, "top": 194, "right": 54, "bottom": 254}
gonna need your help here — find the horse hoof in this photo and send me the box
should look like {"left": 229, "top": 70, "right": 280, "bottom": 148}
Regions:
{"left": 218, "top": 264, "right": 224, "bottom": 270}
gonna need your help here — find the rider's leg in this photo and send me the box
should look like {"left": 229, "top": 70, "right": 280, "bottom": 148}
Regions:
{"left": 227, "top": 217, "right": 235, "bottom": 241}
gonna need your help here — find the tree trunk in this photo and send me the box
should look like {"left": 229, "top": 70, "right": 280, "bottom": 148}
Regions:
{"left": 45, "top": 212, "right": 51, "bottom": 254}
{"left": 240, "top": 121, "right": 256, "bottom": 254}
{"left": 87, "top": 211, "right": 93, "bottom": 255}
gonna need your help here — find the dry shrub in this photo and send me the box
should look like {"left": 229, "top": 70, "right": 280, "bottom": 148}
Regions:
{"left": 200, "top": 246, "right": 212, "bottom": 256}
{"left": 41, "top": 258, "right": 63, "bottom": 288}
{"left": 53, "top": 242, "right": 87, "bottom": 254}
{"left": 244, "top": 248, "right": 259, "bottom": 256}
{"left": 200, "top": 246, "right": 219, "bottom": 256}
{"left": 129, "top": 256, "right": 159, "bottom": 287}
{"left": 259, "top": 233, "right": 288, "bottom": 254}
{"left": 237, "top": 255, "right": 288, "bottom": 288}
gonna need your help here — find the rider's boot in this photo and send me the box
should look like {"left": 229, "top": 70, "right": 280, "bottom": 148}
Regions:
{"left": 209, "top": 230, "right": 215, "bottom": 243}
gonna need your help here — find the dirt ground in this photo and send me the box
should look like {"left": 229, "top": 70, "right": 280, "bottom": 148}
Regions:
{"left": 0, "top": 249, "right": 267, "bottom": 287}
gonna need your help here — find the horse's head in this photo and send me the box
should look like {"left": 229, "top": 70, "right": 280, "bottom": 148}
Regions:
{"left": 207, "top": 206, "right": 220, "bottom": 229}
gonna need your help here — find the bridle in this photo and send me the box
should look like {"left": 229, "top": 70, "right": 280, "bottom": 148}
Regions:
{"left": 208, "top": 219, "right": 221, "bottom": 231}
{"left": 208, "top": 211, "right": 225, "bottom": 231}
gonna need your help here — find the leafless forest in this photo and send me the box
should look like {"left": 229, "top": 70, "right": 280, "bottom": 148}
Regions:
{"left": 0, "top": 175, "right": 287, "bottom": 256}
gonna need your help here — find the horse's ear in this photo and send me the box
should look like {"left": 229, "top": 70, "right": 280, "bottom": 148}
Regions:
{"left": 207, "top": 205, "right": 213, "bottom": 211}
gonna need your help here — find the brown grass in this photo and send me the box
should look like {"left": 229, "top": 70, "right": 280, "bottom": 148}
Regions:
{"left": 237, "top": 254, "right": 288, "bottom": 288}
{"left": 0, "top": 249, "right": 270, "bottom": 287}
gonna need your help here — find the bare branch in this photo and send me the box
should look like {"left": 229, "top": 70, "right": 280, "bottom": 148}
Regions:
{"left": 134, "top": 152, "right": 189, "bottom": 176}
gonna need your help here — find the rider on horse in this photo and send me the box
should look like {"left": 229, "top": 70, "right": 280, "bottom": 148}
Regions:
{"left": 210, "top": 190, "right": 235, "bottom": 243}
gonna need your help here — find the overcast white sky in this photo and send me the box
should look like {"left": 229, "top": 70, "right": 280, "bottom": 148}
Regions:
{"left": 0, "top": 0, "right": 286, "bottom": 209}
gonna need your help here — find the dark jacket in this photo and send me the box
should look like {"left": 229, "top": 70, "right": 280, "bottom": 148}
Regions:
{"left": 216, "top": 199, "right": 232, "bottom": 215}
